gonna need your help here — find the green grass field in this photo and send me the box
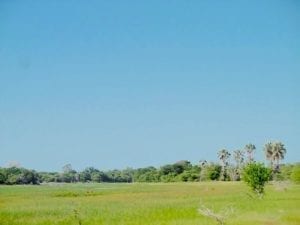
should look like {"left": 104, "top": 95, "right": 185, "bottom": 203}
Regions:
{"left": 0, "top": 182, "right": 299, "bottom": 225}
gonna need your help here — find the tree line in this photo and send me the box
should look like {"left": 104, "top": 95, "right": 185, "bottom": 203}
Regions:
{"left": 0, "top": 141, "right": 299, "bottom": 185}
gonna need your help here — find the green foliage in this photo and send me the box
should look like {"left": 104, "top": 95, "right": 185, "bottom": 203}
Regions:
{"left": 0, "top": 167, "right": 40, "bottom": 185}
{"left": 60, "top": 171, "right": 77, "bottom": 183}
{"left": 177, "top": 166, "right": 200, "bottom": 182}
{"left": 78, "top": 167, "right": 108, "bottom": 183}
{"left": 132, "top": 161, "right": 200, "bottom": 183}
{"left": 133, "top": 167, "right": 158, "bottom": 182}
{"left": 0, "top": 145, "right": 295, "bottom": 186}
{"left": 39, "top": 172, "right": 60, "bottom": 182}
{"left": 160, "top": 173, "right": 177, "bottom": 182}
{"left": 273, "top": 164, "right": 294, "bottom": 181}
{"left": 242, "top": 162, "right": 271, "bottom": 195}
{"left": 137, "top": 171, "right": 159, "bottom": 182}
{"left": 290, "top": 164, "right": 300, "bottom": 184}
{"left": 199, "top": 163, "right": 221, "bottom": 181}
{"left": 0, "top": 172, "right": 5, "bottom": 184}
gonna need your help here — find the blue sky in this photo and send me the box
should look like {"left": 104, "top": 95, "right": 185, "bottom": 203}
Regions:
{"left": 0, "top": 1, "right": 299, "bottom": 171}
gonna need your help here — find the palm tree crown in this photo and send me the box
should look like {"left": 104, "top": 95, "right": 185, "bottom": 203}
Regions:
{"left": 245, "top": 143, "right": 256, "bottom": 162}
{"left": 218, "top": 149, "right": 231, "bottom": 166}
{"left": 264, "top": 141, "right": 286, "bottom": 171}
{"left": 233, "top": 150, "right": 244, "bottom": 166}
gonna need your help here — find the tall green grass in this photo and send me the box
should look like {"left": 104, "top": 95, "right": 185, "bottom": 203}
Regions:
{"left": 0, "top": 182, "right": 299, "bottom": 225}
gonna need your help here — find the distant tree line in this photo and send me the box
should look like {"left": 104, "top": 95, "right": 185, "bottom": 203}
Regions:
{"left": 1, "top": 141, "right": 299, "bottom": 185}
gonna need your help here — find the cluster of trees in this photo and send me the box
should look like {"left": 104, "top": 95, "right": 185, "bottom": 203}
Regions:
{"left": 0, "top": 167, "right": 39, "bottom": 185}
{"left": 1, "top": 141, "right": 299, "bottom": 185}
{"left": 214, "top": 142, "right": 287, "bottom": 181}
{"left": 39, "top": 165, "right": 134, "bottom": 183}
{"left": 38, "top": 161, "right": 200, "bottom": 184}
{"left": 134, "top": 160, "right": 200, "bottom": 182}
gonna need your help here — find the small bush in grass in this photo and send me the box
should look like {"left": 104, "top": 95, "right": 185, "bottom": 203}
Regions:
{"left": 242, "top": 162, "right": 272, "bottom": 196}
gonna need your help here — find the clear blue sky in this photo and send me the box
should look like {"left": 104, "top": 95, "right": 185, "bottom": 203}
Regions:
{"left": 0, "top": 1, "right": 299, "bottom": 171}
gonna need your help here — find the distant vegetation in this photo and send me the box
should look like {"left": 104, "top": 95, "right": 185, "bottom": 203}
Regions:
{"left": 0, "top": 141, "right": 299, "bottom": 185}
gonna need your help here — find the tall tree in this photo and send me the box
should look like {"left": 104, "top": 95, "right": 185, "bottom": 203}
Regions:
{"left": 62, "top": 164, "right": 73, "bottom": 173}
{"left": 264, "top": 142, "right": 274, "bottom": 168}
{"left": 61, "top": 164, "right": 77, "bottom": 183}
{"left": 245, "top": 143, "right": 256, "bottom": 162}
{"left": 273, "top": 142, "right": 287, "bottom": 171}
{"left": 233, "top": 150, "right": 244, "bottom": 180}
{"left": 233, "top": 150, "right": 244, "bottom": 168}
{"left": 264, "top": 141, "right": 287, "bottom": 172}
{"left": 218, "top": 149, "right": 231, "bottom": 181}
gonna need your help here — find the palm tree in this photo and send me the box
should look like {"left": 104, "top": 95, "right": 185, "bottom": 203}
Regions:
{"left": 273, "top": 142, "right": 286, "bottom": 170}
{"left": 245, "top": 143, "right": 256, "bottom": 162}
{"left": 199, "top": 160, "right": 208, "bottom": 168}
{"left": 233, "top": 150, "right": 244, "bottom": 167}
{"left": 199, "top": 160, "right": 208, "bottom": 181}
{"left": 264, "top": 142, "right": 274, "bottom": 168}
{"left": 264, "top": 141, "right": 286, "bottom": 172}
{"left": 218, "top": 149, "right": 231, "bottom": 181}
{"left": 233, "top": 150, "right": 244, "bottom": 180}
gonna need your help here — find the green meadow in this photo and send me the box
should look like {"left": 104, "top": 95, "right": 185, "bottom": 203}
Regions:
{"left": 0, "top": 182, "right": 299, "bottom": 225}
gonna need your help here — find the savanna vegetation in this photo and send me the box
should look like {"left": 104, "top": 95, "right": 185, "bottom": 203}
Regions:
{"left": 0, "top": 141, "right": 297, "bottom": 186}
{"left": 1, "top": 141, "right": 300, "bottom": 225}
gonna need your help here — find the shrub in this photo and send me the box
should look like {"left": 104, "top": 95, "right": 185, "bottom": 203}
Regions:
{"left": 200, "top": 164, "right": 221, "bottom": 181}
{"left": 242, "top": 162, "right": 271, "bottom": 195}
{"left": 290, "top": 164, "right": 300, "bottom": 184}
{"left": 0, "top": 169, "right": 6, "bottom": 184}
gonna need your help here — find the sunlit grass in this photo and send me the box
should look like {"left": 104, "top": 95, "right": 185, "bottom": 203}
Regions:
{"left": 0, "top": 182, "right": 299, "bottom": 225}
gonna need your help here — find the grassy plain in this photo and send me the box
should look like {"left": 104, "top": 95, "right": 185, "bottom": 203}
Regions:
{"left": 0, "top": 182, "right": 299, "bottom": 225}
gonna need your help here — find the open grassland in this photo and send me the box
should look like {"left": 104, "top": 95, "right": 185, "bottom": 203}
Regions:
{"left": 0, "top": 182, "right": 299, "bottom": 225}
